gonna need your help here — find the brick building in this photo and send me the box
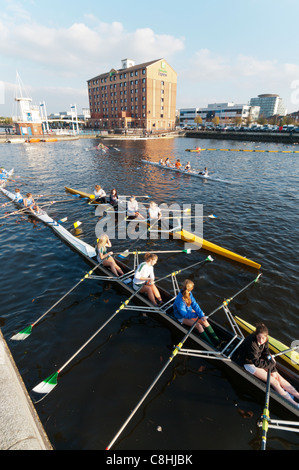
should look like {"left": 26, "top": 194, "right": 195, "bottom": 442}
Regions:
{"left": 87, "top": 58, "right": 177, "bottom": 131}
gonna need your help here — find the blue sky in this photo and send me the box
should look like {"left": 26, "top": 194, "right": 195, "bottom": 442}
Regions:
{"left": 1, "top": 0, "right": 299, "bottom": 116}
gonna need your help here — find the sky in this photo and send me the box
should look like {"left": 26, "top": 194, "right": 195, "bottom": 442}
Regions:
{"left": 1, "top": 0, "right": 299, "bottom": 117}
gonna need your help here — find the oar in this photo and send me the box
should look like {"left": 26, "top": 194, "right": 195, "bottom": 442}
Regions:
{"left": 10, "top": 263, "right": 103, "bottom": 341}
{"left": 29, "top": 285, "right": 144, "bottom": 403}
{"left": 261, "top": 368, "right": 271, "bottom": 450}
{"left": 0, "top": 206, "right": 29, "bottom": 219}
{"left": 162, "top": 214, "right": 217, "bottom": 219}
{"left": 106, "top": 273, "right": 261, "bottom": 449}
{"left": 119, "top": 195, "right": 151, "bottom": 199}
{"left": 115, "top": 249, "right": 192, "bottom": 256}
{"left": 117, "top": 218, "right": 160, "bottom": 259}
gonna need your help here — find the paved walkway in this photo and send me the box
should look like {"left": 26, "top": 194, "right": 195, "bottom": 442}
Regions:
{"left": 0, "top": 330, "right": 52, "bottom": 450}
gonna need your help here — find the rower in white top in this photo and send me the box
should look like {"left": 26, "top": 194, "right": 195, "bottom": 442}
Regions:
{"left": 127, "top": 196, "right": 145, "bottom": 220}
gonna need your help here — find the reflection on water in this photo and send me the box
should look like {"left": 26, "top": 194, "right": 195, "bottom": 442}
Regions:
{"left": 0, "top": 137, "right": 298, "bottom": 450}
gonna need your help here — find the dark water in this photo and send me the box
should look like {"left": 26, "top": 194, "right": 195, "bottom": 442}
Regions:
{"left": 0, "top": 136, "right": 298, "bottom": 451}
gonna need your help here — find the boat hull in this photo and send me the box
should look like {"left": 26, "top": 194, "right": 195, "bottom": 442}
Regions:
{"left": 2, "top": 176, "right": 297, "bottom": 418}
{"left": 174, "top": 229, "right": 261, "bottom": 270}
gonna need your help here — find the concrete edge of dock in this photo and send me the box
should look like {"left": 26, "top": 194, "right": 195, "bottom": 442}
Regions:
{"left": 0, "top": 329, "right": 52, "bottom": 450}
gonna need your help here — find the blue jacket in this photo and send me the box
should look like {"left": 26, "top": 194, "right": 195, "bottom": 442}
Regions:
{"left": 173, "top": 291, "right": 204, "bottom": 320}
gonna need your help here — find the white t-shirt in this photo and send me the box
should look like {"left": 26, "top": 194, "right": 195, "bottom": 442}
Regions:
{"left": 134, "top": 262, "right": 154, "bottom": 285}
{"left": 127, "top": 199, "right": 138, "bottom": 216}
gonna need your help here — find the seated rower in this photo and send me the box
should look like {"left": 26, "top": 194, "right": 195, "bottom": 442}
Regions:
{"left": 14, "top": 188, "right": 23, "bottom": 203}
{"left": 148, "top": 201, "right": 162, "bottom": 221}
{"left": 133, "top": 253, "right": 163, "bottom": 305}
{"left": 238, "top": 322, "right": 299, "bottom": 407}
{"left": 127, "top": 196, "right": 144, "bottom": 220}
{"left": 185, "top": 161, "right": 191, "bottom": 171}
{"left": 0, "top": 168, "right": 8, "bottom": 179}
{"left": 159, "top": 158, "right": 165, "bottom": 166}
{"left": 196, "top": 147, "right": 201, "bottom": 153}
{"left": 94, "top": 184, "right": 107, "bottom": 203}
{"left": 96, "top": 234, "right": 124, "bottom": 277}
{"left": 175, "top": 159, "right": 182, "bottom": 169}
{"left": 173, "top": 279, "right": 220, "bottom": 346}
{"left": 109, "top": 189, "right": 118, "bottom": 211}
{"left": 199, "top": 167, "right": 208, "bottom": 176}
{"left": 23, "top": 193, "right": 40, "bottom": 214}
{"left": 165, "top": 158, "right": 171, "bottom": 166}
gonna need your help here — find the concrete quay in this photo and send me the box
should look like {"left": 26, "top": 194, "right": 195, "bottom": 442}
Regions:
{"left": 0, "top": 330, "right": 52, "bottom": 450}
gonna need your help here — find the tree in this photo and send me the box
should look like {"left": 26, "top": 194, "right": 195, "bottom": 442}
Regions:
{"left": 194, "top": 116, "right": 202, "bottom": 128}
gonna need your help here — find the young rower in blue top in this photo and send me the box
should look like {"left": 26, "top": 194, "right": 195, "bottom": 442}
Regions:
{"left": 23, "top": 193, "right": 40, "bottom": 214}
{"left": 173, "top": 279, "right": 220, "bottom": 346}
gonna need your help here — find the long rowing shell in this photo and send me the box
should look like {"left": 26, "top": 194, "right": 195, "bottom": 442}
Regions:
{"left": 173, "top": 228, "right": 261, "bottom": 270}
{"left": 235, "top": 316, "right": 299, "bottom": 372}
{"left": 65, "top": 186, "right": 95, "bottom": 200}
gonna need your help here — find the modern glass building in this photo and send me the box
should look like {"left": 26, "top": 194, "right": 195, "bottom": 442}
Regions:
{"left": 249, "top": 94, "right": 287, "bottom": 118}
{"left": 179, "top": 102, "right": 260, "bottom": 127}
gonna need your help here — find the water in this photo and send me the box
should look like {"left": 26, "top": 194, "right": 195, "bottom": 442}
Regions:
{"left": 0, "top": 137, "right": 298, "bottom": 450}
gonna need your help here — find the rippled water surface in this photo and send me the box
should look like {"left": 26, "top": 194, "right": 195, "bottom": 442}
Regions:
{"left": 0, "top": 136, "right": 298, "bottom": 450}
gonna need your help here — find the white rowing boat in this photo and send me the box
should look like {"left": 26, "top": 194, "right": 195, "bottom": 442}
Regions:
{"left": 142, "top": 159, "right": 231, "bottom": 183}
{"left": 0, "top": 185, "right": 96, "bottom": 259}
{"left": 3, "top": 175, "right": 298, "bottom": 419}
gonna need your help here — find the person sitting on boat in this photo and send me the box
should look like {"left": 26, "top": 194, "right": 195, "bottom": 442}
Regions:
{"left": 94, "top": 185, "right": 107, "bottom": 203}
{"left": 238, "top": 322, "right": 299, "bottom": 407}
{"left": 159, "top": 158, "right": 165, "bottom": 166}
{"left": 0, "top": 168, "right": 8, "bottom": 179}
{"left": 109, "top": 189, "right": 118, "bottom": 210}
{"left": 133, "top": 253, "right": 163, "bottom": 306}
{"left": 195, "top": 147, "right": 201, "bottom": 153}
{"left": 13, "top": 188, "right": 23, "bottom": 203}
{"left": 175, "top": 159, "right": 182, "bottom": 169}
{"left": 23, "top": 193, "right": 40, "bottom": 214}
{"left": 127, "top": 196, "right": 144, "bottom": 220}
{"left": 96, "top": 234, "right": 124, "bottom": 277}
{"left": 165, "top": 158, "right": 171, "bottom": 166}
{"left": 173, "top": 279, "right": 220, "bottom": 346}
{"left": 199, "top": 167, "right": 208, "bottom": 176}
{"left": 185, "top": 161, "right": 191, "bottom": 171}
{"left": 148, "top": 201, "right": 162, "bottom": 222}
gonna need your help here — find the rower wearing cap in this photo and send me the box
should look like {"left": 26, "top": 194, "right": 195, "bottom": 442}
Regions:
{"left": 175, "top": 159, "right": 182, "bottom": 169}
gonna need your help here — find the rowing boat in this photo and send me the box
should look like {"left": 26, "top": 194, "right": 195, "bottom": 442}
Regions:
{"left": 4, "top": 176, "right": 297, "bottom": 418}
{"left": 173, "top": 229, "right": 261, "bottom": 270}
{"left": 66, "top": 185, "right": 261, "bottom": 270}
{"left": 0, "top": 186, "right": 96, "bottom": 259}
{"left": 142, "top": 159, "right": 230, "bottom": 183}
{"left": 186, "top": 148, "right": 299, "bottom": 154}
{"left": 235, "top": 316, "right": 299, "bottom": 372}
{"left": 65, "top": 186, "right": 99, "bottom": 203}
{"left": 0, "top": 169, "right": 14, "bottom": 189}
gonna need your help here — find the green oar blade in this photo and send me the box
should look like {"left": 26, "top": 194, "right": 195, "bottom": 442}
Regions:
{"left": 10, "top": 325, "right": 33, "bottom": 341}
{"left": 31, "top": 371, "right": 59, "bottom": 403}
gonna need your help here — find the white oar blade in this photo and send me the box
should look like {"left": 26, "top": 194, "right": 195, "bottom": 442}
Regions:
{"left": 10, "top": 325, "right": 32, "bottom": 341}
{"left": 30, "top": 371, "right": 59, "bottom": 403}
